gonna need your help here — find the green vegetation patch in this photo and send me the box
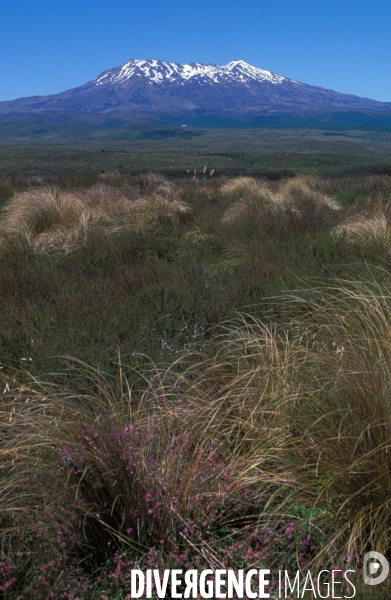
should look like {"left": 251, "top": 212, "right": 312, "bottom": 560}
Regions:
{"left": 1, "top": 170, "right": 391, "bottom": 597}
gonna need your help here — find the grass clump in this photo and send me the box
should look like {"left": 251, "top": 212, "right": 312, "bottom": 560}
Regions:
{"left": 2, "top": 173, "right": 391, "bottom": 595}
{"left": 0, "top": 181, "right": 192, "bottom": 255}
{"left": 131, "top": 194, "right": 193, "bottom": 228}
{"left": 332, "top": 204, "right": 391, "bottom": 254}
{"left": 271, "top": 277, "right": 391, "bottom": 561}
{"left": 221, "top": 176, "right": 267, "bottom": 198}
{"left": 4, "top": 275, "right": 391, "bottom": 594}
{"left": 0, "top": 360, "right": 273, "bottom": 596}
{"left": 165, "top": 274, "right": 391, "bottom": 564}
{"left": 221, "top": 175, "right": 340, "bottom": 229}
{"left": 277, "top": 175, "right": 340, "bottom": 215}
{"left": 221, "top": 176, "right": 277, "bottom": 226}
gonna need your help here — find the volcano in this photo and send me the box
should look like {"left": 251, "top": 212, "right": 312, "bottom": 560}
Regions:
{"left": 1, "top": 59, "right": 391, "bottom": 127}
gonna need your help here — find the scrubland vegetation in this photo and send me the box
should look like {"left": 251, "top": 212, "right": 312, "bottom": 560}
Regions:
{"left": 1, "top": 170, "right": 391, "bottom": 597}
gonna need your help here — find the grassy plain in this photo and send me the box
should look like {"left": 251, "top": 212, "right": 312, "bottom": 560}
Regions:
{"left": 1, "top": 129, "right": 391, "bottom": 597}
{"left": 1, "top": 126, "right": 391, "bottom": 180}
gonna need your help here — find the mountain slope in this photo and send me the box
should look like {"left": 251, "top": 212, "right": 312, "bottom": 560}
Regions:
{"left": 1, "top": 59, "right": 391, "bottom": 124}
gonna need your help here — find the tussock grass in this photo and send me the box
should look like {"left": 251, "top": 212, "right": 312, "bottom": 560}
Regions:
{"left": 1, "top": 187, "right": 84, "bottom": 236}
{"left": 131, "top": 193, "right": 193, "bottom": 228}
{"left": 0, "top": 181, "right": 193, "bottom": 255}
{"left": 4, "top": 275, "right": 391, "bottom": 576}
{"left": 151, "top": 274, "right": 391, "bottom": 562}
{"left": 221, "top": 194, "right": 276, "bottom": 226}
{"left": 0, "top": 359, "right": 275, "bottom": 597}
{"left": 277, "top": 175, "right": 340, "bottom": 214}
{"left": 3, "top": 174, "right": 391, "bottom": 594}
{"left": 280, "top": 277, "right": 391, "bottom": 559}
{"left": 221, "top": 176, "right": 266, "bottom": 198}
{"left": 221, "top": 175, "right": 339, "bottom": 227}
{"left": 139, "top": 172, "right": 176, "bottom": 197}
{"left": 221, "top": 177, "right": 279, "bottom": 226}
{"left": 332, "top": 204, "right": 391, "bottom": 253}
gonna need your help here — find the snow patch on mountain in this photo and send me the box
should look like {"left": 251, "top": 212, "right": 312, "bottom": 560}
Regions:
{"left": 94, "top": 59, "right": 296, "bottom": 87}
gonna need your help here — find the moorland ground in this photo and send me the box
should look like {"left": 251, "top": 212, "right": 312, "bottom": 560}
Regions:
{"left": 2, "top": 126, "right": 391, "bottom": 180}
{"left": 1, "top": 129, "right": 391, "bottom": 598}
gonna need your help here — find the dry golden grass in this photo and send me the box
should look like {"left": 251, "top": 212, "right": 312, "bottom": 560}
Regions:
{"left": 0, "top": 358, "right": 269, "bottom": 561}
{"left": 139, "top": 172, "right": 176, "bottom": 198}
{"left": 221, "top": 194, "right": 276, "bottom": 225}
{"left": 221, "top": 176, "right": 265, "bottom": 197}
{"left": 221, "top": 177, "right": 278, "bottom": 225}
{"left": 332, "top": 204, "right": 391, "bottom": 252}
{"left": 182, "top": 226, "right": 214, "bottom": 245}
{"left": 0, "top": 182, "right": 193, "bottom": 254}
{"left": 281, "top": 277, "right": 391, "bottom": 559}
{"left": 221, "top": 175, "right": 339, "bottom": 226}
{"left": 0, "top": 187, "right": 84, "bottom": 236}
{"left": 97, "top": 171, "right": 126, "bottom": 187}
{"left": 131, "top": 193, "right": 193, "bottom": 228}
{"left": 2, "top": 275, "right": 391, "bottom": 566}
{"left": 157, "top": 275, "right": 391, "bottom": 560}
{"left": 0, "top": 185, "right": 127, "bottom": 254}
{"left": 277, "top": 176, "right": 340, "bottom": 214}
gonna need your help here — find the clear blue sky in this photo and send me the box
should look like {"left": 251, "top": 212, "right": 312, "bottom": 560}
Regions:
{"left": 1, "top": 0, "right": 390, "bottom": 102}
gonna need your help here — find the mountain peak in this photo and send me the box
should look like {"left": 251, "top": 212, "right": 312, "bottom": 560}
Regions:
{"left": 1, "top": 57, "right": 391, "bottom": 124}
{"left": 226, "top": 59, "right": 251, "bottom": 67}
{"left": 92, "top": 58, "right": 289, "bottom": 87}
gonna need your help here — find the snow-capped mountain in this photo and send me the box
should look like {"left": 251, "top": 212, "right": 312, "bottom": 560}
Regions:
{"left": 93, "top": 59, "right": 289, "bottom": 87}
{"left": 1, "top": 58, "right": 391, "bottom": 123}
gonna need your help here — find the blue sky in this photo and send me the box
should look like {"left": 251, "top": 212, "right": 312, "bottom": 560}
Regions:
{"left": 1, "top": 0, "right": 390, "bottom": 102}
